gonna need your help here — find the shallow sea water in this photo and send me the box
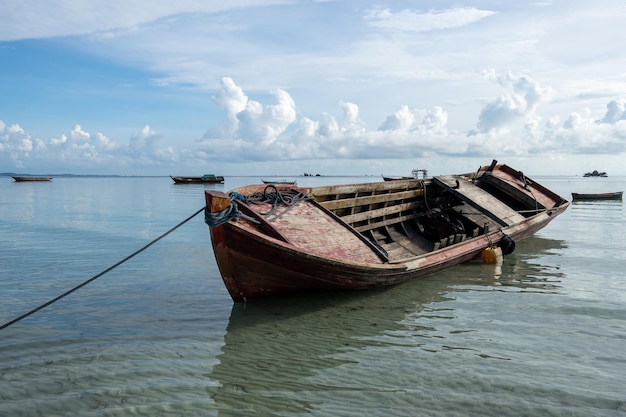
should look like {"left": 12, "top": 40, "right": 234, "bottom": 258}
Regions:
{"left": 1, "top": 174, "right": 625, "bottom": 416}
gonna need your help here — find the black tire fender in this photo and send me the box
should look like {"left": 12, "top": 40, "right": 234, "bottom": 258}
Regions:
{"left": 498, "top": 235, "right": 516, "bottom": 255}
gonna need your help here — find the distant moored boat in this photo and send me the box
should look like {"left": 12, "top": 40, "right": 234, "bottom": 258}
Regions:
{"left": 583, "top": 170, "right": 607, "bottom": 177}
{"left": 571, "top": 191, "right": 622, "bottom": 201}
{"left": 170, "top": 174, "right": 224, "bottom": 184}
{"left": 12, "top": 176, "right": 52, "bottom": 182}
{"left": 262, "top": 179, "right": 297, "bottom": 185}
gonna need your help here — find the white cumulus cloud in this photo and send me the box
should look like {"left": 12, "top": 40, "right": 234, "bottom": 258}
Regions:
{"left": 3, "top": 72, "right": 626, "bottom": 174}
{"left": 477, "top": 72, "right": 551, "bottom": 133}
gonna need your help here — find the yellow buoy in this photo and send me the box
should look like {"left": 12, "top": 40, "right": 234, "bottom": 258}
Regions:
{"left": 481, "top": 246, "right": 503, "bottom": 264}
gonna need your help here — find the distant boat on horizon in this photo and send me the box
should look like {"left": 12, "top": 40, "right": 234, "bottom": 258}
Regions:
{"left": 262, "top": 179, "right": 297, "bottom": 185}
{"left": 170, "top": 174, "right": 224, "bottom": 184}
{"left": 583, "top": 170, "right": 607, "bottom": 177}
{"left": 571, "top": 191, "right": 622, "bottom": 201}
{"left": 12, "top": 176, "right": 52, "bottom": 182}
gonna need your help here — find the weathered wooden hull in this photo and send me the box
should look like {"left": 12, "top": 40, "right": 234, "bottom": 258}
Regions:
{"left": 571, "top": 192, "right": 622, "bottom": 201}
{"left": 210, "top": 222, "right": 407, "bottom": 301}
{"left": 205, "top": 161, "right": 569, "bottom": 302}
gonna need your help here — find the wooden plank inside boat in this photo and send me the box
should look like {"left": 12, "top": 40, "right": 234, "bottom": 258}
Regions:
{"left": 320, "top": 189, "right": 423, "bottom": 212}
{"left": 309, "top": 179, "right": 421, "bottom": 200}
{"left": 434, "top": 175, "right": 526, "bottom": 226}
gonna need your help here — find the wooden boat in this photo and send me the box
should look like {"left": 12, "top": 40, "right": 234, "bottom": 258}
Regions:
{"left": 171, "top": 174, "right": 224, "bottom": 184}
{"left": 204, "top": 160, "right": 569, "bottom": 302}
{"left": 571, "top": 191, "right": 622, "bottom": 201}
{"left": 583, "top": 170, "right": 607, "bottom": 177}
{"left": 12, "top": 176, "right": 52, "bottom": 182}
{"left": 262, "top": 179, "right": 297, "bottom": 185}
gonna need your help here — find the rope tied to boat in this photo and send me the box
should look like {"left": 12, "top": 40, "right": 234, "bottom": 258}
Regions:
{"left": 1, "top": 206, "right": 207, "bottom": 330}
{"left": 242, "top": 184, "right": 311, "bottom": 217}
{"left": 233, "top": 184, "right": 311, "bottom": 221}
{"left": 204, "top": 193, "right": 259, "bottom": 227}
{"left": 205, "top": 185, "right": 311, "bottom": 227}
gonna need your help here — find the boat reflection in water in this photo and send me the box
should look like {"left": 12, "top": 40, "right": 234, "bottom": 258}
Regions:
{"left": 206, "top": 235, "right": 566, "bottom": 416}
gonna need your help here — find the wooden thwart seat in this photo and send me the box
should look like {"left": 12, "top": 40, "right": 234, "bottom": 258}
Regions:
{"left": 433, "top": 175, "right": 526, "bottom": 226}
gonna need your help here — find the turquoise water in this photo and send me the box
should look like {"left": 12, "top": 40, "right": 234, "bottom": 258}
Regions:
{"left": 1, "top": 175, "right": 625, "bottom": 416}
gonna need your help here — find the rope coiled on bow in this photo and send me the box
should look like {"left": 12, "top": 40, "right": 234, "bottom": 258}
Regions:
{"left": 204, "top": 193, "right": 259, "bottom": 227}
{"left": 242, "top": 185, "right": 311, "bottom": 217}
{"left": 204, "top": 185, "right": 311, "bottom": 227}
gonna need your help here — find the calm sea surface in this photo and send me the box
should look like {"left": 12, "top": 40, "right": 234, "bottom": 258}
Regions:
{"left": 1, "top": 174, "right": 625, "bottom": 416}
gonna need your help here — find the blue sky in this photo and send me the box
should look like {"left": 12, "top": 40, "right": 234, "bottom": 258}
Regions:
{"left": 1, "top": 0, "right": 626, "bottom": 176}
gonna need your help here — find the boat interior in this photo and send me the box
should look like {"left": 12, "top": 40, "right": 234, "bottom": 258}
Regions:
{"left": 308, "top": 169, "right": 553, "bottom": 263}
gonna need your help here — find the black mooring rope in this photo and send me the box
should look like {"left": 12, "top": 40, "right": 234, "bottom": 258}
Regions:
{"left": 0, "top": 206, "right": 206, "bottom": 331}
